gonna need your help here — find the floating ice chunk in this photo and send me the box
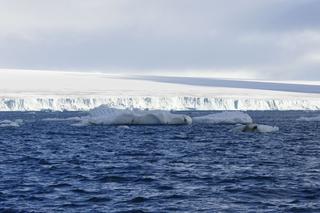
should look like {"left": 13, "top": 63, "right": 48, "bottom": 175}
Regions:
{"left": 74, "top": 105, "right": 192, "bottom": 126}
{"left": 297, "top": 115, "right": 320, "bottom": 121}
{"left": 117, "top": 125, "right": 130, "bottom": 129}
{"left": 0, "top": 119, "right": 23, "bottom": 127}
{"left": 42, "top": 117, "right": 82, "bottom": 121}
{"left": 192, "top": 111, "right": 253, "bottom": 124}
{"left": 232, "top": 123, "right": 279, "bottom": 133}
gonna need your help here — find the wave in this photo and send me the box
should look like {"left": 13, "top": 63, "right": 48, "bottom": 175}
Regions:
{"left": 297, "top": 115, "right": 320, "bottom": 121}
{"left": 0, "top": 119, "right": 23, "bottom": 127}
{"left": 42, "top": 117, "right": 82, "bottom": 122}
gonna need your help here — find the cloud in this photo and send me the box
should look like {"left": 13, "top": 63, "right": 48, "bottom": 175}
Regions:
{"left": 0, "top": 0, "right": 319, "bottom": 80}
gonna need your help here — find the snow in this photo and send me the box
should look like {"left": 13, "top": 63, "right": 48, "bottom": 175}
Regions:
{"left": 232, "top": 124, "right": 279, "bottom": 133}
{"left": 0, "top": 69, "right": 320, "bottom": 111}
{"left": 297, "top": 115, "right": 320, "bottom": 121}
{"left": 192, "top": 111, "right": 253, "bottom": 124}
{"left": 73, "top": 105, "right": 192, "bottom": 126}
{"left": 0, "top": 119, "right": 23, "bottom": 127}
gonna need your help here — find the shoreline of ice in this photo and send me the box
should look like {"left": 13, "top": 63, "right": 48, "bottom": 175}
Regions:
{"left": 1, "top": 70, "right": 319, "bottom": 112}
{"left": 0, "top": 96, "right": 319, "bottom": 112}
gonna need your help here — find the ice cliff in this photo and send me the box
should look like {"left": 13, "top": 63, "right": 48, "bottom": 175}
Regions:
{"left": 0, "top": 96, "right": 319, "bottom": 111}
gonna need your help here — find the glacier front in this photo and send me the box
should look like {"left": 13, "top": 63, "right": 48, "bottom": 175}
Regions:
{"left": 1, "top": 96, "right": 320, "bottom": 111}
{"left": 0, "top": 69, "right": 319, "bottom": 111}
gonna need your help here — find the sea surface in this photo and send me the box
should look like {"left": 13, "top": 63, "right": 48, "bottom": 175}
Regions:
{"left": 0, "top": 111, "right": 319, "bottom": 212}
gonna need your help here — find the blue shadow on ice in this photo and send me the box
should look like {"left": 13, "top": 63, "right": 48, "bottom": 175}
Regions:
{"left": 124, "top": 75, "right": 320, "bottom": 94}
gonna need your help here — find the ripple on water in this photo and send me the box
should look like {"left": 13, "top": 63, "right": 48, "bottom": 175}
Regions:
{"left": 0, "top": 111, "right": 320, "bottom": 212}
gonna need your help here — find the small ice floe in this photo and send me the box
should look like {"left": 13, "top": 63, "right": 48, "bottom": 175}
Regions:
{"left": 297, "top": 115, "right": 320, "bottom": 122}
{"left": 192, "top": 111, "right": 253, "bottom": 124}
{"left": 42, "top": 117, "right": 82, "bottom": 122}
{"left": 117, "top": 125, "right": 130, "bottom": 129}
{"left": 73, "top": 105, "right": 192, "bottom": 126}
{"left": 0, "top": 119, "right": 24, "bottom": 127}
{"left": 232, "top": 123, "right": 279, "bottom": 133}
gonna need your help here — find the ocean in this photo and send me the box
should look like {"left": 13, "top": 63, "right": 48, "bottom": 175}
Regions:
{"left": 0, "top": 111, "right": 319, "bottom": 212}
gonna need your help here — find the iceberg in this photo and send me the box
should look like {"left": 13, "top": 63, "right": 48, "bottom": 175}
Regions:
{"left": 232, "top": 123, "right": 279, "bottom": 133}
{"left": 117, "top": 125, "right": 130, "bottom": 129}
{"left": 73, "top": 105, "right": 192, "bottom": 126}
{"left": 297, "top": 115, "right": 320, "bottom": 121}
{"left": 0, "top": 119, "right": 23, "bottom": 127}
{"left": 192, "top": 111, "right": 253, "bottom": 124}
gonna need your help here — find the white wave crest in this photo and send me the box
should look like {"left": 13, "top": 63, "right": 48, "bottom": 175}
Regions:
{"left": 42, "top": 117, "right": 82, "bottom": 122}
{"left": 297, "top": 115, "right": 320, "bottom": 121}
{"left": 192, "top": 111, "right": 253, "bottom": 124}
{"left": 0, "top": 119, "right": 23, "bottom": 127}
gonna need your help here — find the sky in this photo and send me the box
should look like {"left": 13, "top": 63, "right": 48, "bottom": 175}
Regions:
{"left": 0, "top": 0, "right": 319, "bottom": 80}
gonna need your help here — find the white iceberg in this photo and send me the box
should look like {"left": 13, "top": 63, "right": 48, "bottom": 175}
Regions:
{"left": 297, "top": 115, "right": 320, "bottom": 121}
{"left": 73, "top": 105, "right": 192, "bottom": 126}
{"left": 232, "top": 123, "right": 279, "bottom": 133}
{"left": 117, "top": 125, "right": 130, "bottom": 129}
{"left": 0, "top": 119, "right": 23, "bottom": 127}
{"left": 192, "top": 111, "right": 253, "bottom": 124}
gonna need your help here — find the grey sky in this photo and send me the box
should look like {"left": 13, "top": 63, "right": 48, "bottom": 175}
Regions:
{"left": 0, "top": 0, "right": 319, "bottom": 80}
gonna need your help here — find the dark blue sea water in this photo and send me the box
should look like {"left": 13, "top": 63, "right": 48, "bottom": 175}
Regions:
{"left": 0, "top": 111, "right": 319, "bottom": 212}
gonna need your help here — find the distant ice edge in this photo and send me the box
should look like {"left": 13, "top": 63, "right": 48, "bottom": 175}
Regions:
{"left": 0, "top": 96, "right": 319, "bottom": 111}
